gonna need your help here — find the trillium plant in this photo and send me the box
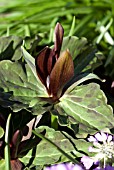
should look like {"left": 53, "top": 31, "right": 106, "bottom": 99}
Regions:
{"left": 35, "top": 23, "right": 74, "bottom": 102}
{"left": 0, "top": 22, "right": 114, "bottom": 170}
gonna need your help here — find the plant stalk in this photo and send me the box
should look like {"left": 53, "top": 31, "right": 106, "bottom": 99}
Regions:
{"left": 5, "top": 114, "right": 11, "bottom": 170}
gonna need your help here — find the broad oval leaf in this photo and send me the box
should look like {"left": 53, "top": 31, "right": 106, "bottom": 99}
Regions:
{"left": 61, "top": 36, "right": 102, "bottom": 75}
{"left": 63, "top": 73, "right": 100, "bottom": 94}
{"left": 58, "top": 83, "right": 114, "bottom": 131}
{"left": 20, "top": 126, "right": 90, "bottom": 167}
{"left": 21, "top": 46, "right": 45, "bottom": 87}
{"left": 61, "top": 36, "right": 88, "bottom": 60}
{"left": 0, "top": 60, "right": 48, "bottom": 113}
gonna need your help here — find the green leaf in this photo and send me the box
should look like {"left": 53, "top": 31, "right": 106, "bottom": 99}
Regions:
{"left": 68, "top": 16, "right": 76, "bottom": 36}
{"left": 0, "top": 60, "right": 48, "bottom": 113}
{"left": 24, "top": 35, "right": 42, "bottom": 52}
{"left": 20, "top": 126, "right": 90, "bottom": 167}
{"left": 21, "top": 46, "right": 40, "bottom": 82}
{"left": 0, "top": 159, "right": 5, "bottom": 170}
{"left": 0, "top": 126, "right": 4, "bottom": 138}
{"left": 74, "top": 46, "right": 98, "bottom": 74}
{"left": 58, "top": 83, "right": 114, "bottom": 132}
{"left": 32, "top": 130, "right": 78, "bottom": 164}
{"left": 61, "top": 36, "right": 100, "bottom": 74}
{"left": 61, "top": 36, "right": 88, "bottom": 60}
{"left": 64, "top": 73, "right": 100, "bottom": 94}
{"left": 0, "top": 36, "right": 23, "bottom": 61}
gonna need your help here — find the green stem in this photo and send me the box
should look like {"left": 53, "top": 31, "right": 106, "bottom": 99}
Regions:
{"left": 69, "top": 16, "right": 75, "bottom": 36}
{"left": 51, "top": 113, "right": 58, "bottom": 130}
{"left": 5, "top": 114, "right": 11, "bottom": 170}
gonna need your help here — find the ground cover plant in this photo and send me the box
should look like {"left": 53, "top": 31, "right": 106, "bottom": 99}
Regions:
{"left": 0, "top": 0, "right": 114, "bottom": 170}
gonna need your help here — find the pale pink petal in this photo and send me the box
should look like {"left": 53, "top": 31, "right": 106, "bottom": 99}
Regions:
{"left": 100, "top": 132, "right": 107, "bottom": 141}
{"left": 72, "top": 164, "right": 84, "bottom": 170}
{"left": 107, "top": 135, "right": 113, "bottom": 142}
{"left": 81, "top": 156, "right": 94, "bottom": 169}
{"left": 55, "top": 164, "right": 71, "bottom": 170}
{"left": 95, "top": 133, "right": 103, "bottom": 142}
{"left": 88, "top": 136, "right": 97, "bottom": 142}
{"left": 45, "top": 163, "right": 84, "bottom": 170}
{"left": 88, "top": 146, "right": 100, "bottom": 153}
{"left": 93, "top": 141, "right": 102, "bottom": 148}
{"left": 95, "top": 132, "right": 107, "bottom": 142}
{"left": 44, "top": 164, "right": 67, "bottom": 170}
{"left": 94, "top": 165, "right": 114, "bottom": 170}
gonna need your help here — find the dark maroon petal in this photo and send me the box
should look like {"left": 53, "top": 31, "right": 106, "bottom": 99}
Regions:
{"left": 35, "top": 46, "right": 52, "bottom": 88}
{"left": 11, "top": 130, "right": 22, "bottom": 159}
{"left": 47, "top": 48, "right": 56, "bottom": 75}
{"left": 11, "top": 159, "right": 23, "bottom": 170}
{"left": 54, "top": 23, "right": 64, "bottom": 60}
{"left": 11, "top": 130, "right": 22, "bottom": 146}
{"left": 49, "top": 50, "right": 74, "bottom": 99}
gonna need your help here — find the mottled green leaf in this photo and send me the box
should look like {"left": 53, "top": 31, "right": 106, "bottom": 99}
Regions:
{"left": 58, "top": 83, "right": 114, "bottom": 132}
{"left": 32, "top": 129, "right": 78, "bottom": 164}
{"left": 20, "top": 126, "right": 90, "bottom": 167}
{"left": 61, "top": 36, "right": 88, "bottom": 60}
{"left": 64, "top": 73, "right": 100, "bottom": 94}
{"left": 61, "top": 36, "right": 102, "bottom": 74}
{"left": 21, "top": 46, "right": 41, "bottom": 82}
{"left": 0, "top": 60, "right": 48, "bottom": 113}
{"left": 0, "top": 36, "right": 23, "bottom": 61}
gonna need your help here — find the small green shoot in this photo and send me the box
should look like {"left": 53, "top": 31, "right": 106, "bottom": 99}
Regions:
{"left": 5, "top": 114, "right": 11, "bottom": 170}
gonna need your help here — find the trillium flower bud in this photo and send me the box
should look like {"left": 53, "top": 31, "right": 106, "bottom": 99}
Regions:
{"left": 35, "top": 23, "right": 74, "bottom": 102}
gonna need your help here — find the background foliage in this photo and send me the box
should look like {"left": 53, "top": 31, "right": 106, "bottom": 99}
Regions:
{"left": 0, "top": 0, "right": 113, "bottom": 77}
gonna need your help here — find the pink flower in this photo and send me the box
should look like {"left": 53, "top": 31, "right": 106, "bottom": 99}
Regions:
{"left": 45, "top": 163, "right": 84, "bottom": 170}
{"left": 94, "top": 165, "right": 114, "bottom": 170}
{"left": 81, "top": 155, "right": 99, "bottom": 169}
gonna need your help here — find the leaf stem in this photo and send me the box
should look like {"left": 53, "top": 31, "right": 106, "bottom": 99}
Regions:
{"left": 5, "top": 113, "right": 11, "bottom": 170}
{"left": 51, "top": 112, "right": 58, "bottom": 130}
{"left": 69, "top": 16, "right": 75, "bottom": 36}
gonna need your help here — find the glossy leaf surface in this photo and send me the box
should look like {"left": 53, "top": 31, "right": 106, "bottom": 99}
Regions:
{"left": 20, "top": 126, "right": 90, "bottom": 167}
{"left": 0, "top": 60, "right": 48, "bottom": 113}
{"left": 61, "top": 36, "right": 102, "bottom": 74}
{"left": 58, "top": 83, "right": 114, "bottom": 131}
